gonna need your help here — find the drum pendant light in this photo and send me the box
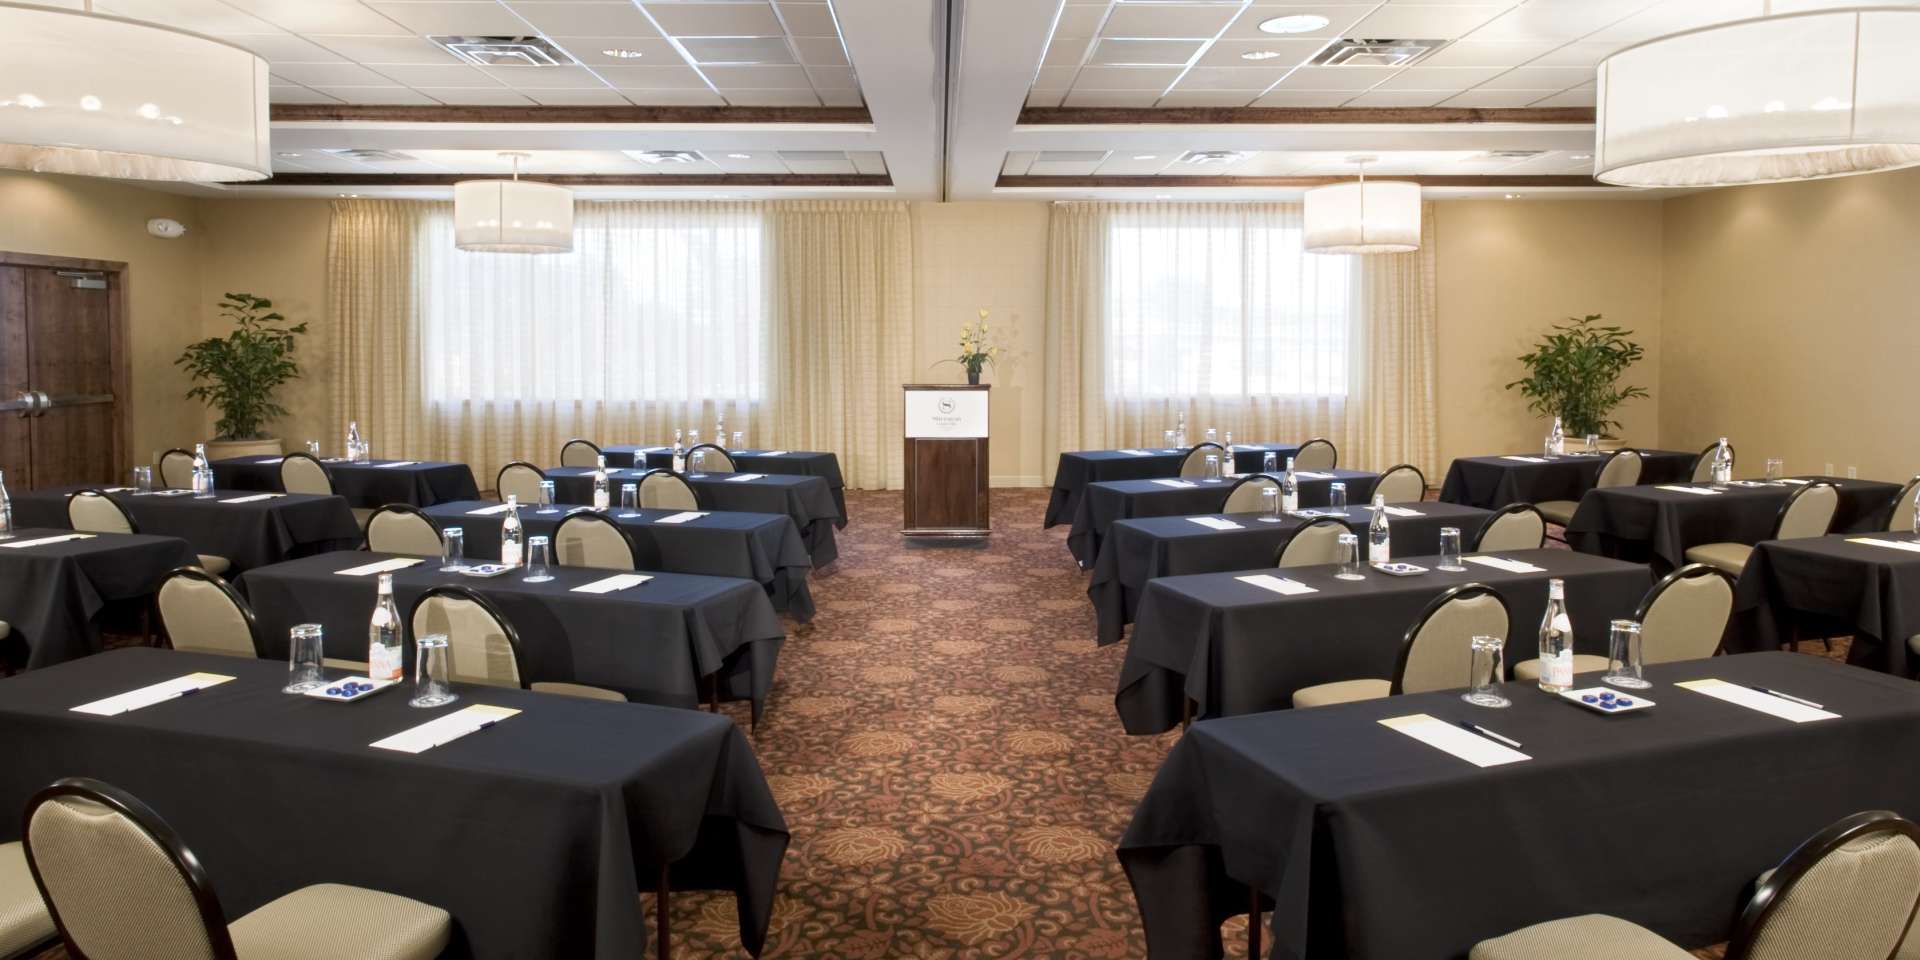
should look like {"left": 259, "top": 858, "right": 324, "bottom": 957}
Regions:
{"left": 1304, "top": 156, "right": 1421, "bottom": 255}
{"left": 454, "top": 152, "right": 575, "bottom": 254}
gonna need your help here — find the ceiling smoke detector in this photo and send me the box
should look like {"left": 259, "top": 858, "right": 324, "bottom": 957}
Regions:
{"left": 324, "top": 148, "right": 413, "bottom": 164}
{"left": 430, "top": 35, "right": 575, "bottom": 67}
{"left": 1178, "top": 150, "right": 1246, "bottom": 165}
{"left": 1309, "top": 38, "right": 1445, "bottom": 68}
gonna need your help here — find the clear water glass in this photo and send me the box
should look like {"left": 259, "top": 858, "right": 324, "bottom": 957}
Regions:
{"left": 284, "top": 623, "right": 325, "bottom": 693}
{"left": 1437, "top": 527, "right": 1465, "bottom": 571}
{"left": 1765, "top": 458, "right": 1784, "bottom": 483}
{"left": 439, "top": 527, "right": 466, "bottom": 572}
{"left": 1335, "top": 533, "right": 1365, "bottom": 580}
{"left": 131, "top": 466, "right": 153, "bottom": 492}
{"left": 1847, "top": 466, "right": 1859, "bottom": 480}
{"left": 1204, "top": 454, "right": 1221, "bottom": 482}
{"left": 537, "top": 479, "right": 558, "bottom": 514}
{"left": 1603, "top": 619, "right": 1650, "bottom": 690}
{"left": 1328, "top": 482, "right": 1347, "bottom": 510}
{"left": 1263, "top": 452, "right": 1277, "bottom": 473}
{"left": 1584, "top": 434, "right": 1598, "bottom": 454}
{"left": 619, "top": 483, "right": 639, "bottom": 517}
{"left": 690, "top": 449, "right": 708, "bottom": 477}
{"left": 1462, "top": 635, "right": 1510, "bottom": 708}
{"left": 306, "top": 440, "right": 321, "bottom": 458}
{"left": 1259, "top": 486, "right": 1282, "bottom": 523}
{"left": 1825, "top": 462, "right": 1835, "bottom": 477}
{"left": 1204, "top": 428, "right": 1217, "bottom": 444}
{"left": 409, "top": 633, "right": 458, "bottom": 708}
{"left": 732, "top": 430, "right": 745, "bottom": 450}
{"left": 1163, "top": 429, "right": 1176, "bottom": 450}
{"left": 524, "top": 535, "right": 554, "bottom": 583}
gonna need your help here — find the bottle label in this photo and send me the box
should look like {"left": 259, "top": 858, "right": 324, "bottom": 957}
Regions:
{"left": 501, "top": 540, "right": 522, "bottom": 566}
{"left": 1282, "top": 493, "right": 1298, "bottom": 513}
{"left": 594, "top": 489, "right": 609, "bottom": 510}
{"left": 368, "top": 642, "right": 403, "bottom": 683}
{"left": 1369, "top": 539, "right": 1389, "bottom": 563}
{"left": 1543, "top": 649, "right": 1573, "bottom": 689}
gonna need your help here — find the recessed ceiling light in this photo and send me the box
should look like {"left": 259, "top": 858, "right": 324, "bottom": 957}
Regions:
{"left": 602, "top": 48, "right": 644, "bottom": 59}
{"left": 276, "top": 152, "right": 301, "bottom": 158}
{"left": 1259, "top": 14, "right": 1330, "bottom": 35}
{"left": 1570, "top": 154, "right": 1592, "bottom": 161}
{"left": 726, "top": 153, "right": 751, "bottom": 159}
{"left": 1241, "top": 50, "right": 1283, "bottom": 61}
{"left": 1154, "top": 194, "right": 1172, "bottom": 199}
{"left": 1504, "top": 193, "right": 1521, "bottom": 199}
{"left": 1132, "top": 154, "right": 1158, "bottom": 160}
{"left": 338, "top": 193, "right": 358, "bottom": 198}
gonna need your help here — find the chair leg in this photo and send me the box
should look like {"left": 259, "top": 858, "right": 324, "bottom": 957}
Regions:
{"left": 657, "top": 863, "right": 671, "bottom": 960}
{"left": 1248, "top": 884, "right": 1261, "bottom": 959}
{"left": 707, "top": 675, "right": 719, "bottom": 714}
{"left": 1181, "top": 697, "right": 1193, "bottom": 730}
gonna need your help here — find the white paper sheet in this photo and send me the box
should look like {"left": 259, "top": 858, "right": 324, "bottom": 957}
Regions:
{"left": 656, "top": 512, "right": 708, "bottom": 524}
{"left": 219, "top": 494, "right": 283, "bottom": 504}
{"left": 334, "top": 557, "right": 424, "bottom": 577}
{"left": 1188, "top": 517, "right": 1244, "bottom": 531}
{"left": 1461, "top": 555, "right": 1546, "bottom": 574}
{"left": 1380, "top": 714, "right": 1530, "bottom": 767}
{"left": 1118, "top": 449, "right": 1151, "bottom": 456}
{"left": 1657, "top": 484, "right": 1721, "bottom": 495}
{"left": 1676, "top": 679, "right": 1838, "bottom": 723}
{"left": 724, "top": 473, "right": 766, "bottom": 482}
{"left": 1779, "top": 478, "right": 1810, "bottom": 485}
{"left": 636, "top": 446, "right": 668, "bottom": 452}
{"left": 1382, "top": 506, "right": 1424, "bottom": 518}
{"left": 466, "top": 503, "right": 515, "bottom": 516}
{"left": 1151, "top": 479, "right": 1196, "bottom": 489}
{"left": 370, "top": 704, "right": 520, "bottom": 753}
{"left": 0, "top": 533, "right": 95, "bottom": 549}
{"left": 1847, "top": 537, "right": 1920, "bottom": 554}
{"left": 572, "top": 573, "right": 653, "bottom": 594}
{"left": 759, "top": 451, "right": 789, "bottom": 457}
{"left": 254, "top": 457, "right": 285, "bottom": 465}
{"left": 1296, "top": 471, "right": 1335, "bottom": 480}
{"left": 72, "top": 673, "right": 234, "bottom": 716}
{"left": 1500, "top": 456, "right": 1550, "bottom": 463}
{"left": 1236, "top": 574, "right": 1318, "bottom": 596}
{"left": 377, "top": 461, "right": 419, "bottom": 469}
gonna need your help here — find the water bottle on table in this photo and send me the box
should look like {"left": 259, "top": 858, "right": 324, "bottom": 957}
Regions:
{"left": 1536, "top": 578, "right": 1574, "bottom": 693}
{"left": 368, "top": 572, "right": 404, "bottom": 683}
{"left": 500, "top": 494, "right": 524, "bottom": 565}
{"left": 1368, "top": 493, "right": 1390, "bottom": 563}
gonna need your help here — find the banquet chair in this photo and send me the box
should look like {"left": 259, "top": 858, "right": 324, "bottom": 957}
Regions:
{"left": 1374, "top": 464, "right": 1426, "bottom": 503}
{"left": 1471, "top": 810, "right": 1920, "bottom": 960}
{"left": 1293, "top": 438, "right": 1337, "bottom": 471}
{"left": 281, "top": 452, "right": 373, "bottom": 527}
{"left": 1179, "top": 442, "right": 1226, "bottom": 478}
{"left": 1274, "top": 518, "right": 1349, "bottom": 568}
{"left": 67, "top": 490, "right": 230, "bottom": 576}
{"left": 0, "top": 840, "right": 54, "bottom": 960}
{"left": 686, "top": 442, "right": 736, "bottom": 473}
{"left": 22, "top": 777, "right": 452, "bottom": 960}
{"left": 157, "top": 448, "right": 197, "bottom": 490}
{"left": 559, "top": 438, "right": 602, "bottom": 468}
{"left": 1471, "top": 504, "right": 1547, "bottom": 552}
{"left": 1538, "top": 448, "right": 1643, "bottom": 528}
{"left": 1513, "top": 564, "right": 1734, "bottom": 681}
{"left": 1691, "top": 441, "right": 1737, "bottom": 482}
{"left": 553, "top": 512, "right": 639, "bottom": 570}
{"left": 364, "top": 505, "right": 442, "bottom": 557}
{"left": 1889, "top": 475, "right": 1920, "bottom": 532}
{"left": 495, "top": 461, "right": 547, "bottom": 504}
{"left": 156, "top": 567, "right": 259, "bottom": 659}
{"left": 1292, "top": 583, "right": 1510, "bottom": 708}
{"left": 1684, "top": 481, "right": 1839, "bottom": 577}
{"left": 409, "top": 585, "right": 625, "bottom": 702}
{"left": 638, "top": 468, "right": 701, "bottom": 510}
{"left": 1222, "top": 474, "right": 1280, "bottom": 514}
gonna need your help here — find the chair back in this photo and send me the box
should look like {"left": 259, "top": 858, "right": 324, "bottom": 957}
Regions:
{"left": 552, "top": 513, "right": 637, "bottom": 570}
{"left": 23, "top": 778, "right": 236, "bottom": 960}
{"left": 68, "top": 490, "right": 135, "bottom": 535}
{"left": 558, "top": 438, "right": 601, "bottom": 468}
{"left": 1394, "top": 583, "right": 1510, "bottom": 695}
{"left": 1179, "top": 443, "right": 1226, "bottom": 478}
{"left": 495, "top": 461, "right": 547, "bottom": 504}
{"left": 364, "top": 505, "right": 442, "bottom": 556}
{"left": 1276, "top": 517, "right": 1349, "bottom": 568}
{"left": 1223, "top": 474, "right": 1280, "bottom": 514}
{"left": 1596, "top": 448, "right": 1644, "bottom": 489}
{"left": 156, "top": 567, "right": 258, "bottom": 658}
{"left": 1693, "top": 442, "right": 1736, "bottom": 482}
{"left": 1889, "top": 476, "right": 1920, "bottom": 533}
{"left": 1775, "top": 482, "right": 1840, "bottom": 540}
{"left": 1294, "top": 438, "right": 1337, "bottom": 471}
{"left": 409, "top": 586, "right": 524, "bottom": 689}
{"left": 1728, "top": 811, "right": 1920, "bottom": 960}
{"left": 278, "top": 452, "right": 332, "bottom": 496}
{"left": 1471, "top": 503, "right": 1546, "bottom": 552}
{"left": 685, "top": 443, "right": 736, "bottom": 473}
{"left": 637, "top": 469, "right": 700, "bottom": 510}
{"left": 157, "top": 449, "right": 197, "bottom": 490}
{"left": 1373, "top": 464, "right": 1425, "bottom": 503}
{"left": 1635, "top": 564, "right": 1734, "bottom": 664}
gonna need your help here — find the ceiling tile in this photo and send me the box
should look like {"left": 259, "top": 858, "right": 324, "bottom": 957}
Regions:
{"left": 722, "top": 88, "right": 823, "bottom": 106}
{"left": 223, "top": 0, "right": 413, "bottom": 36}
{"left": 643, "top": 1, "right": 784, "bottom": 37}
{"left": 580, "top": 63, "right": 710, "bottom": 88}
{"left": 1271, "top": 65, "right": 1397, "bottom": 91}
{"left": 1531, "top": 86, "right": 1596, "bottom": 107}
{"left": 1176, "top": 66, "right": 1291, "bottom": 91}
{"left": 679, "top": 37, "right": 797, "bottom": 64}
{"left": 507, "top": 2, "right": 660, "bottom": 36}
{"left": 1220, "top": 5, "right": 1370, "bottom": 40}
{"left": 1154, "top": 89, "right": 1265, "bottom": 107}
{"left": 792, "top": 36, "right": 849, "bottom": 65}
{"left": 365, "top": 63, "right": 504, "bottom": 86}
{"left": 1526, "top": 40, "right": 1624, "bottom": 68}
{"left": 1344, "top": 88, "right": 1452, "bottom": 106}
{"left": 1196, "top": 38, "right": 1326, "bottom": 67}
{"left": 1092, "top": 153, "right": 1176, "bottom": 175}
{"left": 523, "top": 88, "right": 633, "bottom": 105}
{"left": 1478, "top": 64, "right": 1592, "bottom": 89}
{"left": 1251, "top": 89, "right": 1358, "bottom": 107}
{"left": 1061, "top": 89, "right": 1164, "bottom": 107}
{"left": 847, "top": 151, "right": 887, "bottom": 175}
{"left": 270, "top": 62, "right": 397, "bottom": 85}
{"left": 778, "top": 151, "right": 856, "bottom": 174}
{"left": 709, "top": 151, "right": 791, "bottom": 174}
{"left": 1417, "top": 39, "right": 1558, "bottom": 67}
{"left": 93, "top": 0, "right": 280, "bottom": 35}
{"left": 309, "top": 86, "right": 439, "bottom": 104}
{"left": 1467, "top": 0, "right": 1649, "bottom": 41}
{"left": 1034, "top": 66, "right": 1079, "bottom": 90}
{"left": 476, "top": 65, "right": 611, "bottom": 88}
{"left": 1053, "top": 4, "right": 1109, "bottom": 37}
{"left": 362, "top": 2, "right": 531, "bottom": 35}
{"left": 1043, "top": 35, "right": 1094, "bottom": 67}
{"left": 1001, "top": 151, "right": 1037, "bottom": 176}
{"left": 1587, "top": 0, "right": 1760, "bottom": 43}
{"left": 416, "top": 87, "right": 538, "bottom": 105}
{"left": 307, "top": 35, "right": 467, "bottom": 64}
{"left": 1088, "top": 38, "right": 1207, "bottom": 66}
{"left": 224, "top": 34, "right": 350, "bottom": 62}
{"left": 1025, "top": 89, "right": 1067, "bottom": 108}
{"left": 550, "top": 38, "right": 683, "bottom": 66}
{"left": 1373, "top": 65, "right": 1504, "bottom": 90}
{"left": 701, "top": 64, "right": 812, "bottom": 89}
{"left": 775, "top": 1, "right": 838, "bottom": 36}
{"left": 804, "top": 66, "right": 857, "bottom": 89}
{"left": 1102, "top": 3, "right": 1242, "bottom": 39}
{"left": 268, "top": 85, "right": 343, "bottom": 103}
{"left": 1349, "top": 4, "right": 1510, "bottom": 38}
{"left": 614, "top": 88, "right": 728, "bottom": 106}
{"left": 816, "top": 88, "right": 863, "bottom": 107}
{"left": 1441, "top": 87, "right": 1559, "bottom": 107}
{"left": 1071, "top": 65, "right": 1187, "bottom": 90}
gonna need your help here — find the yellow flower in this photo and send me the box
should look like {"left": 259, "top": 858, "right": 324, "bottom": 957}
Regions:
{"left": 978, "top": 307, "right": 990, "bottom": 320}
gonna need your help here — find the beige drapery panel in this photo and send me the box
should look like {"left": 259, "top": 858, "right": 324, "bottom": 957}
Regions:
{"left": 329, "top": 199, "right": 430, "bottom": 460}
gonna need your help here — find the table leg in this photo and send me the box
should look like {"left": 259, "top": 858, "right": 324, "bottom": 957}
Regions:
{"left": 658, "top": 863, "right": 672, "bottom": 960}
{"left": 1249, "top": 884, "right": 1261, "bottom": 958}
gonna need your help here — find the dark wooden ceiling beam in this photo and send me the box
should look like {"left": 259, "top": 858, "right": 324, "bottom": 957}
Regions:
{"left": 270, "top": 104, "right": 874, "bottom": 125}
{"left": 997, "top": 174, "right": 1606, "bottom": 189}
{"left": 1017, "top": 106, "right": 1596, "bottom": 126}
{"left": 238, "top": 173, "right": 893, "bottom": 188}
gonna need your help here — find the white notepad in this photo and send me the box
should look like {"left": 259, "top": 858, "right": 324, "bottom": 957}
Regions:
{"left": 1296, "top": 471, "right": 1335, "bottom": 480}
{"left": 1152, "top": 479, "right": 1196, "bottom": 489}
{"left": 377, "top": 461, "right": 419, "bottom": 468}
{"left": 371, "top": 704, "right": 520, "bottom": 754}
{"left": 1236, "top": 574, "right": 1317, "bottom": 596}
{"left": 1500, "top": 456, "right": 1550, "bottom": 463}
{"left": 572, "top": 573, "right": 653, "bottom": 594}
{"left": 656, "top": 512, "right": 708, "bottom": 524}
{"left": 636, "top": 446, "right": 668, "bottom": 452}
{"left": 1847, "top": 537, "right": 1920, "bottom": 554}
{"left": 1188, "top": 517, "right": 1244, "bottom": 531}
{"left": 724, "top": 473, "right": 766, "bottom": 482}
{"left": 1676, "top": 679, "right": 1838, "bottom": 723}
{"left": 1382, "top": 506, "right": 1424, "bottom": 518}
{"left": 72, "top": 673, "right": 234, "bottom": 716}
{"left": 1657, "top": 484, "right": 1721, "bottom": 495}
{"left": 335, "top": 557, "right": 424, "bottom": 577}
{"left": 1778, "top": 478, "right": 1810, "bottom": 485}
{"left": 0, "top": 533, "right": 95, "bottom": 549}
{"left": 1461, "top": 555, "right": 1546, "bottom": 574}
{"left": 1380, "top": 714, "right": 1530, "bottom": 767}
{"left": 219, "top": 493, "right": 283, "bottom": 504}
{"left": 465, "top": 503, "right": 515, "bottom": 516}
{"left": 254, "top": 457, "right": 285, "bottom": 465}
{"left": 1119, "top": 449, "right": 1151, "bottom": 456}
{"left": 1237, "top": 445, "right": 1266, "bottom": 452}
{"left": 758, "top": 451, "right": 789, "bottom": 457}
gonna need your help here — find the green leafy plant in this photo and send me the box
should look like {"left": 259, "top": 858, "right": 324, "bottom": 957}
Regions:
{"left": 1504, "top": 314, "right": 1648, "bottom": 438}
{"left": 176, "top": 293, "right": 308, "bottom": 441}
{"left": 936, "top": 308, "right": 1005, "bottom": 384}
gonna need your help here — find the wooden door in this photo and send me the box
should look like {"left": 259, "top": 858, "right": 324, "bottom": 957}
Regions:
{"left": 0, "top": 268, "right": 27, "bottom": 491}
{"left": 0, "top": 257, "right": 128, "bottom": 492}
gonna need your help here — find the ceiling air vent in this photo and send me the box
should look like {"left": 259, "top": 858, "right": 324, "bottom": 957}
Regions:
{"left": 430, "top": 36, "right": 575, "bottom": 67}
{"left": 631, "top": 151, "right": 702, "bottom": 165}
{"left": 1309, "top": 38, "right": 1445, "bottom": 68}
{"left": 324, "top": 148, "right": 413, "bottom": 164}
{"left": 1178, "top": 150, "right": 1246, "bottom": 165}
{"left": 1481, "top": 150, "right": 1547, "bottom": 160}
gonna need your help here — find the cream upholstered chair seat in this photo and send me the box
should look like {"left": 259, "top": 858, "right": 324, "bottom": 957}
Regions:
{"left": 495, "top": 461, "right": 546, "bottom": 504}
{"left": 1534, "top": 499, "right": 1580, "bottom": 527}
{"left": 1289, "top": 678, "right": 1391, "bottom": 708}
{"left": 1373, "top": 464, "right": 1425, "bottom": 504}
{"left": 1538, "top": 449, "right": 1643, "bottom": 527}
{"left": 553, "top": 514, "right": 636, "bottom": 570}
{"left": 559, "top": 438, "right": 601, "bottom": 468}
{"left": 1293, "top": 584, "right": 1510, "bottom": 708}
{"left": 1276, "top": 518, "right": 1349, "bottom": 568}
{"left": 364, "top": 506, "right": 442, "bottom": 557}
{"left": 1686, "top": 482, "right": 1839, "bottom": 577}
{"left": 1223, "top": 475, "right": 1279, "bottom": 514}
{"left": 1293, "top": 438, "right": 1337, "bottom": 471}
{"left": 411, "top": 586, "right": 624, "bottom": 702}
{"left": 227, "top": 883, "right": 448, "bottom": 960}
{"left": 157, "top": 449, "right": 197, "bottom": 491}
{"left": 638, "top": 469, "right": 699, "bottom": 511}
{"left": 156, "top": 569, "right": 258, "bottom": 659}
{"left": 0, "top": 841, "right": 55, "bottom": 960}
{"left": 1472, "top": 505, "right": 1547, "bottom": 552}
{"left": 69, "top": 491, "right": 230, "bottom": 575}
{"left": 1179, "top": 443, "right": 1225, "bottom": 478}
{"left": 1469, "top": 914, "right": 1694, "bottom": 960}
{"left": 1683, "top": 542, "right": 1753, "bottom": 575}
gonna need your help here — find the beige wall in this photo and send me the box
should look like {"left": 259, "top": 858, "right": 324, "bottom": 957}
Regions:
{"left": 1661, "top": 166, "right": 1920, "bottom": 481}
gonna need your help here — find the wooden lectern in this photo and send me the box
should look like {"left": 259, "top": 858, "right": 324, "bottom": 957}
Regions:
{"left": 902, "top": 383, "right": 990, "bottom": 538}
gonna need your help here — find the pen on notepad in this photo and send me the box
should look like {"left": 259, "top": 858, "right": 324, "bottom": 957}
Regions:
{"left": 1749, "top": 686, "right": 1823, "bottom": 709}
{"left": 1456, "top": 721, "right": 1522, "bottom": 749}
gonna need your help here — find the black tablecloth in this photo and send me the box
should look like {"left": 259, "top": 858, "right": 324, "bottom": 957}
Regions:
{"left": 1120, "top": 652, "right": 1920, "bottom": 960}
{"left": 1438, "top": 449, "right": 1699, "bottom": 509}
{"left": 1565, "top": 477, "right": 1903, "bottom": 570}
{"left": 0, "top": 529, "right": 197, "bottom": 669}
{"left": 421, "top": 500, "right": 815, "bottom": 622}
{"left": 214, "top": 455, "right": 481, "bottom": 508}
{"left": 546, "top": 466, "right": 842, "bottom": 567}
{"left": 1730, "top": 533, "right": 1920, "bottom": 675}
{"left": 1088, "top": 501, "right": 1494, "bottom": 645}
{"left": 1066, "top": 470, "right": 1378, "bottom": 567}
{"left": 12, "top": 486, "right": 360, "bottom": 573}
{"left": 237, "top": 553, "right": 785, "bottom": 719}
{"left": 605, "top": 448, "right": 848, "bottom": 526}
{"left": 1116, "top": 549, "right": 1651, "bottom": 733}
{"left": 1046, "top": 445, "right": 1301, "bottom": 528}
{"left": 0, "top": 647, "right": 787, "bottom": 959}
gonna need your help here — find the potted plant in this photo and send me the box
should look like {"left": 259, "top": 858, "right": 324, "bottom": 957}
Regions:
{"left": 1505, "top": 314, "right": 1649, "bottom": 444}
{"left": 176, "top": 292, "right": 308, "bottom": 458}
{"left": 942, "top": 308, "right": 1003, "bottom": 385}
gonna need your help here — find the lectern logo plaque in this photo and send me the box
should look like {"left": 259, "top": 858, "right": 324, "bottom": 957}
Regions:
{"left": 937, "top": 397, "right": 956, "bottom": 415}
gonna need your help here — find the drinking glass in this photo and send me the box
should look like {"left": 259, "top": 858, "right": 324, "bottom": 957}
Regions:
{"left": 1584, "top": 434, "right": 1599, "bottom": 454}
{"left": 1263, "top": 452, "right": 1277, "bottom": 473}
{"left": 732, "top": 430, "right": 745, "bottom": 450}
{"left": 1163, "top": 429, "right": 1176, "bottom": 450}
{"left": 409, "top": 633, "right": 458, "bottom": 708}
{"left": 619, "top": 483, "right": 639, "bottom": 518}
{"left": 537, "top": 479, "right": 558, "bottom": 514}
{"left": 306, "top": 440, "right": 322, "bottom": 458}
{"left": 1335, "top": 533, "right": 1365, "bottom": 580}
{"left": 1825, "top": 462, "right": 1835, "bottom": 477}
{"left": 1847, "top": 465, "right": 1859, "bottom": 480}
{"left": 1204, "top": 428, "right": 1217, "bottom": 444}
{"left": 1765, "top": 458, "right": 1784, "bottom": 483}
{"left": 131, "top": 466, "right": 153, "bottom": 492}
{"left": 1462, "top": 635, "right": 1510, "bottom": 708}
{"left": 1204, "top": 454, "right": 1221, "bottom": 482}
{"left": 439, "top": 527, "right": 466, "bottom": 572}
{"left": 1259, "top": 486, "right": 1282, "bottom": 523}
{"left": 1603, "top": 619, "right": 1649, "bottom": 690}
{"left": 524, "top": 535, "right": 554, "bottom": 583}
{"left": 1437, "top": 527, "right": 1465, "bottom": 571}
{"left": 690, "top": 449, "right": 708, "bottom": 477}
{"left": 1328, "top": 482, "right": 1347, "bottom": 510}
{"left": 284, "top": 623, "right": 325, "bottom": 693}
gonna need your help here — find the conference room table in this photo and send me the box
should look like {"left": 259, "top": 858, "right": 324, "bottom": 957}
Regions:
{"left": 421, "top": 500, "right": 816, "bottom": 622}
{"left": 1066, "top": 469, "right": 1379, "bottom": 567}
{"left": 0, "top": 647, "right": 787, "bottom": 959}
{"left": 1729, "top": 532, "right": 1920, "bottom": 675}
{"left": 1086, "top": 501, "right": 1494, "bottom": 646}
{"left": 1563, "top": 476, "right": 1903, "bottom": 571}
{"left": 1115, "top": 548, "right": 1651, "bottom": 734}
{"left": 1120, "top": 652, "right": 1920, "bottom": 960}
{"left": 10, "top": 485, "right": 361, "bottom": 574}
{"left": 238, "top": 552, "right": 786, "bottom": 720}
{"left": 1437, "top": 449, "right": 1699, "bottom": 509}
{"left": 545, "top": 466, "right": 843, "bottom": 567}
{"left": 1045, "top": 444, "right": 1301, "bottom": 528}
{"left": 603, "top": 446, "right": 848, "bottom": 524}
{"left": 0, "top": 529, "right": 196, "bottom": 669}
{"left": 213, "top": 455, "right": 481, "bottom": 508}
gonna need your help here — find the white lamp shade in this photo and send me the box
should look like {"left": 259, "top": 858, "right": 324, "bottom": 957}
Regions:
{"left": 0, "top": 3, "right": 270, "bottom": 181}
{"left": 1303, "top": 180, "right": 1421, "bottom": 254}
{"left": 454, "top": 179, "right": 575, "bottom": 253}
{"left": 1595, "top": 7, "right": 1920, "bottom": 187}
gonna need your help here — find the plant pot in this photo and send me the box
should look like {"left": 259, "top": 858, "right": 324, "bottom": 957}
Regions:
{"left": 967, "top": 370, "right": 981, "bottom": 385}
{"left": 205, "top": 438, "right": 284, "bottom": 459}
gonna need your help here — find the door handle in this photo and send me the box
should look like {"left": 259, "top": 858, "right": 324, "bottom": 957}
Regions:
{"left": 1, "top": 391, "right": 35, "bottom": 418}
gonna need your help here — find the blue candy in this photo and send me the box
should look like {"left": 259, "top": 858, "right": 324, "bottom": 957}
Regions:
{"left": 1597, "top": 691, "right": 1615, "bottom": 701}
{"left": 1601, "top": 701, "right": 1617, "bottom": 710}
{"left": 1582, "top": 695, "right": 1598, "bottom": 703}
{"left": 1617, "top": 698, "right": 1634, "bottom": 707}
{"left": 325, "top": 687, "right": 342, "bottom": 696}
